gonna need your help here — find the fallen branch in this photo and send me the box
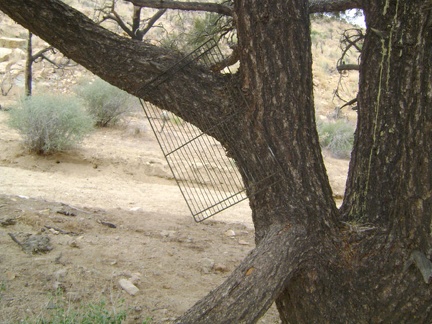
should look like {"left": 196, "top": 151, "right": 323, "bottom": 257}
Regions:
{"left": 44, "top": 225, "right": 80, "bottom": 236}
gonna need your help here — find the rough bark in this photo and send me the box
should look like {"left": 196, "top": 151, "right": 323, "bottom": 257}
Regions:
{"left": 177, "top": 224, "right": 321, "bottom": 323}
{"left": 341, "top": 1, "right": 432, "bottom": 247}
{"left": 125, "top": 0, "right": 233, "bottom": 16}
{"left": 1, "top": 0, "right": 432, "bottom": 323}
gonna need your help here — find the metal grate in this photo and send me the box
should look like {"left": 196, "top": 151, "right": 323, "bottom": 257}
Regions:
{"left": 139, "top": 39, "right": 280, "bottom": 222}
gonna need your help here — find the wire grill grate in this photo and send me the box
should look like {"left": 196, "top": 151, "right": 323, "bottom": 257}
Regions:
{"left": 139, "top": 39, "right": 280, "bottom": 222}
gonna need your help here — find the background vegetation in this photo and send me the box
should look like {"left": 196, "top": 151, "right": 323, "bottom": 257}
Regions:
{"left": 8, "top": 94, "right": 94, "bottom": 154}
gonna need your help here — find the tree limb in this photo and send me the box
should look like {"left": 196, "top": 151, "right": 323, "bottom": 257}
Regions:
{"left": 177, "top": 224, "right": 314, "bottom": 323}
{"left": 125, "top": 0, "right": 233, "bottom": 16}
{"left": 125, "top": 0, "right": 362, "bottom": 16}
{"left": 309, "top": 0, "right": 363, "bottom": 13}
{"left": 0, "top": 0, "right": 234, "bottom": 135}
{"left": 137, "top": 9, "right": 166, "bottom": 39}
{"left": 31, "top": 46, "right": 54, "bottom": 61}
{"left": 337, "top": 64, "right": 360, "bottom": 71}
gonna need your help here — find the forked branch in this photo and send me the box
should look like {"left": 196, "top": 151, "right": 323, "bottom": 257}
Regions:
{"left": 176, "top": 224, "right": 312, "bottom": 323}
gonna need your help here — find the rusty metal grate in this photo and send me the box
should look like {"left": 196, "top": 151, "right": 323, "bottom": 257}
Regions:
{"left": 139, "top": 39, "right": 280, "bottom": 222}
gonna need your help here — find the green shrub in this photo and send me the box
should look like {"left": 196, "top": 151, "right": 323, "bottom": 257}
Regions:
{"left": 317, "top": 119, "right": 354, "bottom": 159}
{"left": 75, "top": 78, "right": 133, "bottom": 127}
{"left": 8, "top": 95, "right": 94, "bottom": 155}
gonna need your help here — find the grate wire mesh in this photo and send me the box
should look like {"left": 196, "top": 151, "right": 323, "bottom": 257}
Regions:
{"left": 139, "top": 39, "right": 281, "bottom": 222}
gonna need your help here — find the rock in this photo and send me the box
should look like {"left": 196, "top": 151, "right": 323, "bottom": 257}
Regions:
{"left": 160, "top": 230, "right": 176, "bottom": 238}
{"left": 38, "top": 209, "right": 51, "bottom": 216}
{"left": 129, "top": 272, "right": 141, "bottom": 285}
{"left": 48, "top": 228, "right": 60, "bottom": 235}
{"left": 200, "top": 258, "right": 215, "bottom": 274}
{"left": 68, "top": 239, "right": 80, "bottom": 248}
{"left": 238, "top": 240, "right": 250, "bottom": 245}
{"left": 119, "top": 278, "right": 139, "bottom": 296}
{"left": 0, "top": 217, "right": 16, "bottom": 226}
{"left": 224, "top": 229, "right": 236, "bottom": 237}
{"left": 214, "top": 263, "right": 230, "bottom": 273}
{"left": 0, "top": 37, "right": 27, "bottom": 49}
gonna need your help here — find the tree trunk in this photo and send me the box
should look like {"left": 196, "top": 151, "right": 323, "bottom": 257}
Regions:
{"left": 25, "top": 31, "right": 32, "bottom": 96}
{"left": 1, "top": 0, "right": 431, "bottom": 322}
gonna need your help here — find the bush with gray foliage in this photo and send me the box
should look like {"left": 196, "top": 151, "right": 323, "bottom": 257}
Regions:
{"left": 317, "top": 119, "right": 354, "bottom": 159}
{"left": 8, "top": 94, "right": 94, "bottom": 155}
{"left": 75, "top": 78, "right": 133, "bottom": 127}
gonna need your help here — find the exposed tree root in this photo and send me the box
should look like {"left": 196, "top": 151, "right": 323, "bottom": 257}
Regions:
{"left": 176, "top": 224, "right": 313, "bottom": 323}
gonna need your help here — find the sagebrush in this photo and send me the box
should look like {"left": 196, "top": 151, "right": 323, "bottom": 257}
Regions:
{"left": 75, "top": 78, "right": 133, "bottom": 127}
{"left": 8, "top": 94, "right": 94, "bottom": 155}
{"left": 317, "top": 119, "right": 354, "bottom": 159}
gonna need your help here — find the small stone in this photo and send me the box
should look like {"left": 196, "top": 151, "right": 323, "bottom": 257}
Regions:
{"left": 119, "top": 278, "right": 139, "bottom": 296}
{"left": 200, "top": 258, "right": 215, "bottom": 274}
{"left": 238, "top": 240, "right": 250, "bottom": 245}
{"left": 214, "top": 263, "right": 230, "bottom": 273}
{"left": 49, "top": 228, "right": 60, "bottom": 235}
{"left": 68, "top": 239, "right": 80, "bottom": 248}
{"left": 0, "top": 217, "right": 16, "bottom": 226}
{"left": 54, "top": 269, "right": 68, "bottom": 280}
{"left": 129, "top": 272, "right": 141, "bottom": 285}
{"left": 224, "top": 230, "right": 236, "bottom": 237}
{"left": 160, "top": 230, "right": 176, "bottom": 238}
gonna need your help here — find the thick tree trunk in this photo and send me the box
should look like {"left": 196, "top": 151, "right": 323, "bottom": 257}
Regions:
{"left": 1, "top": 0, "right": 431, "bottom": 323}
{"left": 274, "top": 1, "right": 432, "bottom": 322}
{"left": 341, "top": 1, "right": 432, "bottom": 245}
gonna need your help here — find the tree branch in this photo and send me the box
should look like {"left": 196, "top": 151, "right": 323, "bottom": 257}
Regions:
{"left": 31, "top": 46, "right": 54, "bottom": 61}
{"left": 137, "top": 9, "right": 166, "bottom": 39}
{"left": 0, "top": 0, "right": 234, "bottom": 136}
{"left": 309, "top": 0, "right": 363, "bottom": 13}
{"left": 125, "top": 0, "right": 362, "bottom": 16}
{"left": 337, "top": 64, "right": 360, "bottom": 71}
{"left": 125, "top": 0, "right": 233, "bottom": 16}
{"left": 177, "top": 224, "right": 313, "bottom": 323}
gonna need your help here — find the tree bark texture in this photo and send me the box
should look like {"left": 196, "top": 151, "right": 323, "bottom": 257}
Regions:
{"left": 1, "top": 0, "right": 431, "bottom": 323}
{"left": 24, "top": 31, "right": 32, "bottom": 96}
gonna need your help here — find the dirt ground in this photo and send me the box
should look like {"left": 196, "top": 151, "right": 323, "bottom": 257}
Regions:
{"left": 0, "top": 109, "right": 349, "bottom": 323}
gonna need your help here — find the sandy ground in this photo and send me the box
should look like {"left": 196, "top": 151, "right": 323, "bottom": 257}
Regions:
{"left": 0, "top": 110, "right": 349, "bottom": 323}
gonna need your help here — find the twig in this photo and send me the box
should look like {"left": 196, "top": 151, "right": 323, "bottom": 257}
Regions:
{"left": 8, "top": 233, "right": 24, "bottom": 248}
